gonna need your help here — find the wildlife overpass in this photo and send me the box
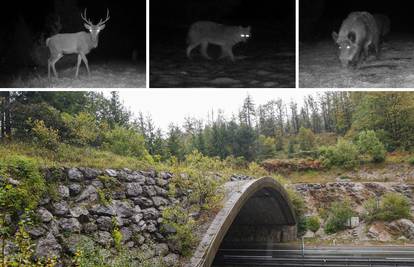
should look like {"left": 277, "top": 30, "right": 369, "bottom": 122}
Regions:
{"left": 188, "top": 177, "right": 298, "bottom": 267}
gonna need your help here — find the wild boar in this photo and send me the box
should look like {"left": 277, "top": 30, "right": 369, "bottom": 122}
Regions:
{"left": 332, "top": 11, "right": 380, "bottom": 68}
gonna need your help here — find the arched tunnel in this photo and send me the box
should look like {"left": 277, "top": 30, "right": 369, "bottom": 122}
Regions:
{"left": 189, "top": 177, "right": 298, "bottom": 267}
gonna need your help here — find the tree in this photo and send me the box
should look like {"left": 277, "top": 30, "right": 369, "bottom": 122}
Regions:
{"left": 356, "top": 130, "right": 386, "bottom": 163}
{"left": 167, "top": 125, "right": 184, "bottom": 160}
{"left": 352, "top": 92, "right": 414, "bottom": 150}
{"left": 297, "top": 127, "right": 315, "bottom": 151}
{"left": 239, "top": 95, "right": 255, "bottom": 128}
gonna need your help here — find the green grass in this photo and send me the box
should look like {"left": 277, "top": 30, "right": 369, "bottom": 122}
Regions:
{"left": 0, "top": 141, "right": 155, "bottom": 170}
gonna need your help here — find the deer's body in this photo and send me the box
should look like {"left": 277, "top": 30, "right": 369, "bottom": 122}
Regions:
{"left": 47, "top": 9, "right": 109, "bottom": 79}
{"left": 47, "top": 32, "right": 97, "bottom": 55}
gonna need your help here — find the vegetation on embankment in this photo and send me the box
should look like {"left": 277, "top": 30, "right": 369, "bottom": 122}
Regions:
{"left": 1, "top": 91, "right": 414, "bottom": 264}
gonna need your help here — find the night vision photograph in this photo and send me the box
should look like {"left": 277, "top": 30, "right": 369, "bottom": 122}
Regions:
{"left": 300, "top": 0, "right": 414, "bottom": 88}
{"left": 0, "top": 0, "right": 146, "bottom": 88}
{"left": 150, "top": 0, "right": 295, "bottom": 88}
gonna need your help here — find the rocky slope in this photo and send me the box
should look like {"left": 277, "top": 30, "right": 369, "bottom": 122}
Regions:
{"left": 292, "top": 182, "right": 414, "bottom": 244}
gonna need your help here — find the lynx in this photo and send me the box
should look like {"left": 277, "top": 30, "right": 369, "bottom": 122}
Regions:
{"left": 186, "top": 21, "right": 251, "bottom": 61}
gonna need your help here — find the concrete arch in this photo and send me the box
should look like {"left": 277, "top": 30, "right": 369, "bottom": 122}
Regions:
{"left": 188, "top": 177, "right": 297, "bottom": 267}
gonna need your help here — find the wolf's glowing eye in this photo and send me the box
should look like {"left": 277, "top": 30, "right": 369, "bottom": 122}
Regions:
{"left": 246, "top": 35, "right": 250, "bottom": 38}
{"left": 241, "top": 34, "right": 245, "bottom": 37}
{"left": 346, "top": 46, "right": 351, "bottom": 49}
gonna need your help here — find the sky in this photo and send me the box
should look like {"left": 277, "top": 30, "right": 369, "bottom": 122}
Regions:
{"left": 116, "top": 89, "right": 320, "bottom": 132}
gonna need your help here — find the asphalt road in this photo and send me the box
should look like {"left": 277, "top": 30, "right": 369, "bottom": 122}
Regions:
{"left": 213, "top": 245, "right": 414, "bottom": 267}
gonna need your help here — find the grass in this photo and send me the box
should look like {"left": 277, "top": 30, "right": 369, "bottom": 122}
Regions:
{"left": 300, "top": 37, "right": 414, "bottom": 88}
{"left": 8, "top": 61, "right": 146, "bottom": 88}
{"left": 0, "top": 141, "right": 154, "bottom": 170}
{"left": 0, "top": 141, "right": 282, "bottom": 183}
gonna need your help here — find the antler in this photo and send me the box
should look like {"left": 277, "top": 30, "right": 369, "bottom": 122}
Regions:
{"left": 97, "top": 9, "right": 110, "bottom": 26}
{"left": 81, "top": 8, "right": 93, "bottom": 25}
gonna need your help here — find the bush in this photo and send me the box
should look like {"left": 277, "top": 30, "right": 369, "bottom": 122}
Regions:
{"left": 161, "top": 205, "right": 197, "bottom": 257}
{"left": 319, "top": 139, "right": 359, "bottom": 169}
{"left": 324, "top": 201, "right": 354, "bottom": 234}
{"left": 287, "top": 189, "right": 307, "bottom": 235}
{"left": 356, "top": 130, "right": 386, "bottom": 163}
{"left": 364, "top": 193, "right": 411, "bottom": 223}
{"left": 62, "top": 112, "right": 100, "bottom": 146}
{"left": 103, "top": 126, "right": 149, "bottom": 158}
{"left": 0, "top": 155, "right": 45, "bottom": 219}
{"left": 170, "top": 151, "right": 224, "bottom": 210}
{"left": 408, "top": 157, "right": 414, "bottom": 165}
{"left": 379, "top": 193, "right": 411, "bottom": 221}
{"left": 306, "top": 216, "right": 321, "bottom": 233}
{"left": 30, "top": 119, "right": 60, "bottom": 149}
{"left": 298, "top": 127, "right": 315, "bottom": 151}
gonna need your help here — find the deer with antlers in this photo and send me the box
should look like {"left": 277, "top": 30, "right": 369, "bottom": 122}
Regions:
{"left": 46, "top": 9, "right": 110, "bottom": 79}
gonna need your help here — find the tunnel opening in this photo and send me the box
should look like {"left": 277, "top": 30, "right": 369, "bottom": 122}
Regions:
{"left": 212, "top": 187, "right": 297, "bottom": 266}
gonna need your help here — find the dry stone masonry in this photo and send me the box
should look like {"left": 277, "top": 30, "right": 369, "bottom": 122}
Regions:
{"left": 24, "top": 168, "right": 180, "bottom": 264}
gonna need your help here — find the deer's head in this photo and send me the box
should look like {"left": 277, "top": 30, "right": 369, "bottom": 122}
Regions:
{"left": 81, "top": 9, "right": 110, "bottom": 45}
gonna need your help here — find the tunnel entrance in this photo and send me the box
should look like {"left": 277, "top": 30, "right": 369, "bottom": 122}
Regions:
{"left": 189, "top": 177, "right": 297, "bottom": 267}
{"left": 212, "top": 187, "right": 297, "bottom": 266}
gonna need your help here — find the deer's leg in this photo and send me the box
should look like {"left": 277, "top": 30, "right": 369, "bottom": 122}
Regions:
{"left": 80, "top": 53, "right": 90, "bottom": 77}
{"left": 75, "top": 54, "right": 82, "bottom": 78}
{"left": 50, "top": 54, "right": 63, "bottom": 78}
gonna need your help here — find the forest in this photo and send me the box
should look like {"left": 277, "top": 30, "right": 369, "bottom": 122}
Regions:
{"left": 1, "top": 91, "right": 414, "bottom": 168}
{"left": 1, "top": 91, "right": 414, "bottom": 266}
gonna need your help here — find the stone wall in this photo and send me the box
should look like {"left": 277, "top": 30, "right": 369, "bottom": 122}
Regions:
{"left": 19, "top": 167, "right": 180, "bottom": 265}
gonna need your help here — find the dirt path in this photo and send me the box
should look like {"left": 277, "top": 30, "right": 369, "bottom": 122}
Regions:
{"left": 150, "top": 43, "right": 295, "bottom": 88}
{"left": 7, "top": 62, "right": 146, "bottom": 88}
{"left": 300, "top": 37, "right": 414, "bottom": 88}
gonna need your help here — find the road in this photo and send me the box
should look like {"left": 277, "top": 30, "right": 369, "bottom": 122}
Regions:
{"left": 213, "top": 245, "right": 414, "bottom": 267}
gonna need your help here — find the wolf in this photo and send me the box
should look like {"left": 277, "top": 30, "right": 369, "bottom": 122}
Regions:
{"left": 186, "top": 21, "right": 251, "bottom": 61}
{"left": 332, "top": 12, "right": 380, "bottom": 68}
{"left": 373, "top": 14, "right": 391, "bottom": 42}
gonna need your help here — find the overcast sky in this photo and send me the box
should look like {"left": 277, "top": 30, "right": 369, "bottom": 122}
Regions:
{"left": 114, "top": 89, "right": 322, "bottom": 132}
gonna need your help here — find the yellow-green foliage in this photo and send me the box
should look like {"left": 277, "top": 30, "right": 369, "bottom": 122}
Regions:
{"left": 319, "top": 139, "right": 359, "bottom": 169}
{"left": 356, "top": 130, "right": 386, "bottom": 163}
{"left": 112, "top": 228, "right": 123, "bottom": 252}
{"left": 161, "top": 205, "right": 197, "bottom": 257}
{"left": 0, "top": 155, "right": 45, "bottom": 217}
{"left": 325, "top": 200, "right": 354, "bottom": 234}
{"left": 103, "top": 126, "right": 150, "bottom": 159}
{"left": 363, "top": 193, "right": 412, "bottom": 223}
{"left": 61, "top": 112, "right": 101, "bottom": 146}
{"left": 169, "top": 151, "right": 225, "bottom": 210}
{"left": 306, "top": 216, "right": 321, "bottom": 233}
{"left": 2, "top": 218, "right": 57, "bottom": 267}
{"left": 73, "top": 237, "right": 167, "bottom": 267}
{"left": 30, "top": 119, "right": 60, "bottom": 149}
{"left": 97, "top": 189, "right": 112, "bottom": 207}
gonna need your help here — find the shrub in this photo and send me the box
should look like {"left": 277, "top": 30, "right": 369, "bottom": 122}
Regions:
{"left": 170, "top": 151, "right": 224, "bottom": 210}
{"left": 298, "top": 127, "right": 315, "bottom": 151}
{"left": 408, "top": 157, "right": 414, "bottom": 165}
{"left": 112, "top": 227, "right": 123, "bottom": 252}
{"left": 103, "top": 126, "right": 149, "bottom": 158}
{"left": 62, "top": 112, "right": 100, "bottom": 146}
{"left": 324, "top": 200, "right": 354, "bottom": 234}
{"left": 319, "top": 139, "right": 359, "bottom": 169}
{"left": 161, "top": 205, "right": 197, "bottom": 257}
{"left": 287, "top": 189, "right": 307, "bottom": 236}
{"left": 356, "top": 130, "right": 386, "bottom": 163}
{"left": 380, "top": 193, "right": 411, "bottom": 221}
{"left": 30, "top": 119, "right": 60, "bottom": 149}
{"left": 363, "top": 193, "right": 411, "bottom": 223}
{"left": 306, "top": 216, "right": 321, "bottom": 233}
{"left": 0, "top": 155, "right": 45, "bottom": 219}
